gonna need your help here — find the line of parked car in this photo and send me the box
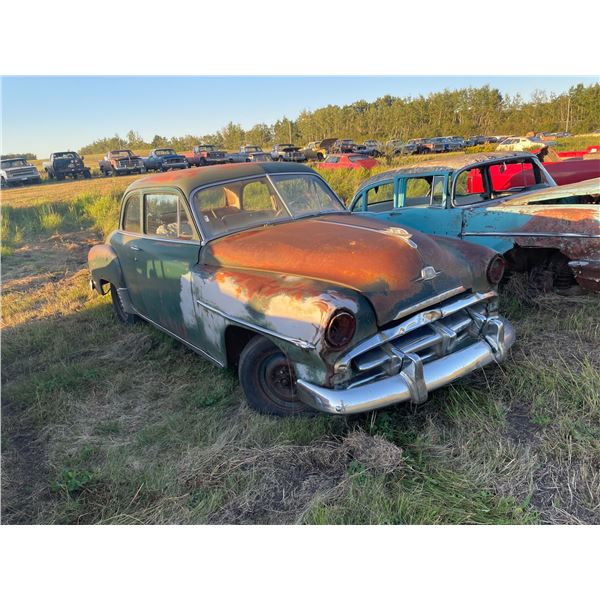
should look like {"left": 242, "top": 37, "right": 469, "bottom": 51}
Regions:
{"left": 0, "top": 131, "right": 590, "bottom": 188}
{"left": 87, "top": 151, "right": 599, "bottom": 418}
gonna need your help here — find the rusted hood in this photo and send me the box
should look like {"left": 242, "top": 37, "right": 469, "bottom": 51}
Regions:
{"left": 203, "top": 213, "right": 485, "bottom": 326}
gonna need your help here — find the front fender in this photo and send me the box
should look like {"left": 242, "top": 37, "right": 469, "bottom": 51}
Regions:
{"left": 192, "top": 265, "right": 379, "bottom": 386}
{"left": 88, "top": 242, "right": 125, "bottom": 295}
{"left": 430, "top": 234, "right": 497, "bottom": 293}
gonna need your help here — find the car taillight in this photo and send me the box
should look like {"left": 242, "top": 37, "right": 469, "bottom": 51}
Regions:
{"left": 487, "top": 255, "right": 506, "bottom": 285}
{"left": 325, "top": 311, "right": 356, "bottom": 348}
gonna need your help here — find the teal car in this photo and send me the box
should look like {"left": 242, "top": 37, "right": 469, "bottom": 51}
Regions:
{"left": 349, "top": 152, "right": 600, "bottom": 293}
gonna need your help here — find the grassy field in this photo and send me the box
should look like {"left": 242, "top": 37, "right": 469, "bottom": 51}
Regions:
{"left": 2, "top": 162, "right": 599, "bottom": 525}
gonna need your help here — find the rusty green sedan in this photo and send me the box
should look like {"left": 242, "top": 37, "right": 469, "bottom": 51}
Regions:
{"left": 88, "top": 162, "right": 515, "bottom": 416}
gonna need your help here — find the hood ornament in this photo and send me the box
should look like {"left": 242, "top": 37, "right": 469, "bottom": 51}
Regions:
{"left": 383, "top": 226, "right": 417, "bottom": 249}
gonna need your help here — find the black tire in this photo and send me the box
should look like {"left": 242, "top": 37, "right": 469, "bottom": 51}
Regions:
{"left": 110, "top": 284, "right": 138, "bottom": 325}
{"left": 56, "top": 173, "right": 65, "bottom": 181}
{"left": 278, "top": 156, "right": 284, "bottom": 162}
{"left": 238, "top": 336, "right": 312, "bottom": 417}
{"left": 84, "top": 170, "right": 91, "bottom": 179}
{"left": 47, "top": 170, "right": 54, "bottom": 179}
{"left": 317, "top": 153, "right": 324, "bottom": 161}
{"left": 0, "top": 178, "right": 7, "bottom": 189}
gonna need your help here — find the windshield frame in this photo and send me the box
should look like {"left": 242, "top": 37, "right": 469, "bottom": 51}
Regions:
{"left": 189, "top": 172, "right": 346, "bottom": 244}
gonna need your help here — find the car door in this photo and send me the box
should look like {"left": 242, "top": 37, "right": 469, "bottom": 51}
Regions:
{"left": 110, "top": 191, "right": 151, "bottom": 315}
{"left": 130, "top": 188, "right": 203, "bottom": 344}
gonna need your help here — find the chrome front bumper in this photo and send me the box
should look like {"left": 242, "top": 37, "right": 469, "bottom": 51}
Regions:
{"left": 297, "top": 316, "right": 515, "bottom": 415}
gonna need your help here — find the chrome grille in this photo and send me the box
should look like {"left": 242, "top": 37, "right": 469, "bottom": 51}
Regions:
{"left": 337, "top": 290, "right": 498, "bottom": 390}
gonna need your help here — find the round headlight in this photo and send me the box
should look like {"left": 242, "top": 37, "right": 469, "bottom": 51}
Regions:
{"left": 487, "top": 254, "right": 506, "bottom": 285}
{"left": 325, "top": 311, "right": 356, "bottom": 348}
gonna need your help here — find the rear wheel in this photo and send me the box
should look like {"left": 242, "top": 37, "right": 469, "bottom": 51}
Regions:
{"left": 238, "top": 336, "right": 312, "bottom": 417}
{"left": 110, "top": 284, "right": 138, "bottom": 325}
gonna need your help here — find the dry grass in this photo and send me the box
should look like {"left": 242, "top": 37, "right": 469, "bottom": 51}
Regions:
{"left": 1, "top": 166, "right": 599, "bottom": 525}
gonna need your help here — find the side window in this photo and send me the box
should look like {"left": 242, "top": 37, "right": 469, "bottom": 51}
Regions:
{"left": 404, "top": 177, "right": 432, "bottom": 207}
{"left": 453, "top": 168, "right": 489, "bottom": 206}
{"left": 122, "top": 194, "right": 141, "bottom": 233}
{"left": 242, "top": 180, "right": 274, "bottom": 211}
{"left": 325, "top": 156, "right": 340, "bottom": 163}
{"left": 145, "top": 193, "right": 195, "bottom": 240}
{"left": 366, "top": 182, "right": 394, "bottom": 213}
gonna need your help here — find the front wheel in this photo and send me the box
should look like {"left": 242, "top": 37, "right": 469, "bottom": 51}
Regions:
{"left": 238, "top": 336, "right": 312, "bottom": 417}
{"left": 110, "top": 284, "right": 138, "bottom": 325}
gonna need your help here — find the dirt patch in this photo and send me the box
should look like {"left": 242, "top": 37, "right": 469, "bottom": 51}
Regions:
{"left": 505, "top": 402, "right": 540, "bottom": 445}
{"left": 180, "top": 429, "right": 406, "bottom": 524}
{"left": 1, "top": 398, "right": 52, "bottom": 524}
{"left": 1, "top": 231, "right": 100, "bottom": 293}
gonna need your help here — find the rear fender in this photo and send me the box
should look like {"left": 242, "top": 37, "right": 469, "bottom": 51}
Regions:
{"left": 88, "top": 243, "right": 125, "bottom": 295}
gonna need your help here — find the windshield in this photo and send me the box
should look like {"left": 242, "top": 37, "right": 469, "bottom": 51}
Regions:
{"left": 112, "top": 151, "right": 132, "bottom": 157}
{"left": 156, "top": 148, "right": 176, "bottom": 156}
{"left": 193, "top": 174, "right": 344, "bottom": 239}
{"left": 2, "top": 159, "right": 29, "bottom": 168}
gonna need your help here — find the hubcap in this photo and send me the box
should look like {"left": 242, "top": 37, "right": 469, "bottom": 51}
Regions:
{"left": 260, "top": 353, "right": 298, "bottom": 406}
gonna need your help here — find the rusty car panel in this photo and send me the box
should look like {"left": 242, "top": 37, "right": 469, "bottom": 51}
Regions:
{"left": 350, "top": 154, "right": 599, "bottom": 293}
{"left": 88, "top": 162, "right": 515, "bottom": 416}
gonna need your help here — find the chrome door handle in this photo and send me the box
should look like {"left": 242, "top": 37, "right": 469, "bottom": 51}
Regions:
{"left": 130, "top": 245, "right": 142, "bottom": 251}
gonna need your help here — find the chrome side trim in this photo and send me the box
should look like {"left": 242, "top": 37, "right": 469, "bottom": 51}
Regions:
{"left": 135, "top": 312, "right": 225, "bottom": 368}
{"left": 463, "top": 231, "right": 600, "bottom": 239}
{"left": 195, "top": 299, "right": 316, "bottom": 350}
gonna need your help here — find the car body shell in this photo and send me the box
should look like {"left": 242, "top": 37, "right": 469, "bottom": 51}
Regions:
{"left": 301, "top": 139, "right": 337, "bottom": 161}
{"left": 0, "top": 157, "right": 41, "bottom": 186}
{"left": 143, "top": 148, "right": 189, "bottom": 171}
{"left": 88, "top": 162, "right": 514, "bottom": 414}
{"left": 270, "top": 145, "right": 306, "bottom": 162}
{"left": 43, "top": 152, "right": 90, "bottom": 179}
{"left": 238, "top": 145, "right": 272, "bottom": 162}
{"left": 349, "top": 152, "right": 600, "bottom": 292}
{"left": 185, "top": 145, "right": 229, "bottom": 167}
{"left": 318, "top": 153, "right": 378, "bottom": 170}
{"left": 99, "top": 149, "right": 146, "bottom": 175}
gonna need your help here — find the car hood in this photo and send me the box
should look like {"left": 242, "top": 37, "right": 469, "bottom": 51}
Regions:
{"left": 203, "top": 213, "right": 487, "bottom": 326}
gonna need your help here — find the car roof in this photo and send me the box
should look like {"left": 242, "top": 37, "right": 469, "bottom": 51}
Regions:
{"left": 126, "top": 161, "right": 316, "bottom": 197}
{"left": 355, "top": 151, "right": 536, "bottom": 194}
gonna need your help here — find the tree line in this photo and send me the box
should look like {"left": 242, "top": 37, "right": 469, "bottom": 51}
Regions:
{"left": 79, "top": 82, "right": 600, "bottom": 154}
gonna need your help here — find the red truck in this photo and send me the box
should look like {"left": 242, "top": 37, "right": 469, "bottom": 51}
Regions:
{"left": 184, "top": 145, "right": 228, "bottom": 167}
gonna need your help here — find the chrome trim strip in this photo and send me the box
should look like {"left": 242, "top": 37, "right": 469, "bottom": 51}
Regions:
{"left": 393, "top": 286, "right": 465, "bottom": 320}
{"left": 195, "top": 299, "right": 316, "bottom": 350}
{"left": 135, "top": 313, "right": 225, "bottom": 368}
{"left": 463, "top": 231, "right": 600, "bottom": 239}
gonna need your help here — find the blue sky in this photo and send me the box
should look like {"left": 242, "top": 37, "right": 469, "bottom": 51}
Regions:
{"left": 2, "top": 76, "right": 597, "bottom": 157}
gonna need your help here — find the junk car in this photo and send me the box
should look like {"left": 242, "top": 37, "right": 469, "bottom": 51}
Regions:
{"left": 43, "top": 151, "right": 91, "bottom": 180}
{"left": 349, "top": 152, "right": 600, "bottom": 293}
{"left": 0, "top": 156, "right": 41, "bottom": 187}
{"left": 99, "top": 149, "right": 146, "bottom": 176}
{"left": 143, "top": 148, "right": 189, "bottom": 172}
{"left": 88, "top": 162, "right": 515, "bottom": 417}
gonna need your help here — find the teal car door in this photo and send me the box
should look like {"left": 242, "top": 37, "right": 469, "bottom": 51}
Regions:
{"left": 130, "top": 189, "right": 203, "bottom": 345}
